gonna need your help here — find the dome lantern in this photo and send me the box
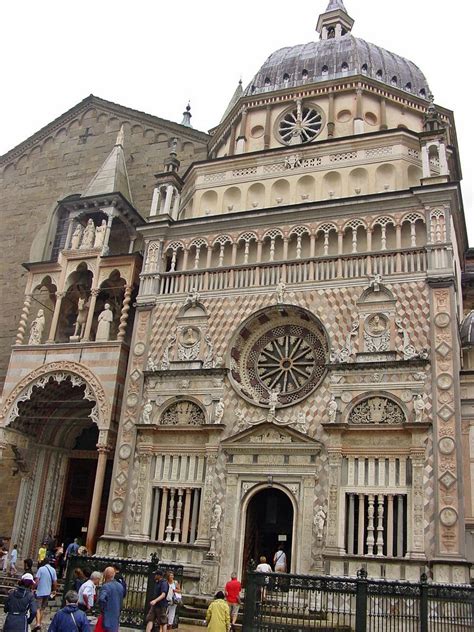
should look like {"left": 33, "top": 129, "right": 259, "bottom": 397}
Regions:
{"left": 316, "top": 0, "right": 354, "bottom": 40}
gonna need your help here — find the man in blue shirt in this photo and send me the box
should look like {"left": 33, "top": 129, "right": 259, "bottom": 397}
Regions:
{"left": 34, "top": 558, "right": 57, "bottom": 630}
{"left": 97, "top": 566, "right": 125, "bottom": 632}
{"left": 65, "top": 538, "right": 79, "bottom": 560}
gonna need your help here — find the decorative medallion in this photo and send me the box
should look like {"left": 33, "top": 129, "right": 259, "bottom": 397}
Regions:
{"left": 126, "top": 393, "right": 139, "bottom": 407}
{"left": 365, "top": 314, "right": 388, "bottom": 337}
{"left": 434, "top": 312, "right": 451, "bottom": 328}
{"left": 119, "top": 444, "right": 132, "bottom": 460}
{"left": 437, "top": 374, "right": 453, "bottom": 390}
{"left": 134, "top": 342, "right": 146, "bottom": 357}
{"left": 439, "top": 471, "right": 457, "bottom": 489}
{"left": 229, "top": 306, "right": 328, "bottom": 408}
{"left": 438, "top": 437, "right": 455, "bottom": 455}
{"left": 111, "top": 498, "right": 124, "bottom": 514}
{"left": 341, "top": 391, "right": 353, "bottom": 404}
{"left": 401, "top": 390, "right": 413, "bottom": 403}
{"left": 277, "top": 102, "right": 323, "bottom": 145}
{"left": 439, "top": 507, "right": 458, "bottom": 527}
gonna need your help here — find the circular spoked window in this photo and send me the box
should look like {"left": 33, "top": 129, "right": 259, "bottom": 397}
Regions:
{"left": 277, "top": 103, "right": 324, "bottom": 145}
{"left": 229, "top": 306, "right": 328, "bottom": 408}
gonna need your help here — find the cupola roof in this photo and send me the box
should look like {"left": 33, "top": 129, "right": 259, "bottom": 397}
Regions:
{"left": 245, "top": 1, "right": 430, "bottom": 99}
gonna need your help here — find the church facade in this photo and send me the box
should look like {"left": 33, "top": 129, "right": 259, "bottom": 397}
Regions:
{"left": 1, "top": 0, "right": 473, "bottom": 591}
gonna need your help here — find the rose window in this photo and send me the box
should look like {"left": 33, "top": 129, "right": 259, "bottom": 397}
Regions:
{"left": 278, "top": 103, "right": 323, "bottom": 145}
{"left": 230, "top": 306, "right": 328, "bottom": 408}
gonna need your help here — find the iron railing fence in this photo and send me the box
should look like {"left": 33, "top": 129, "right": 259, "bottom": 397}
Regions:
{"left": 243, "top": 569, "right": 474, "bottom": 632}
{"left": 64, "top": 553, "right": 183, "bottom": 629}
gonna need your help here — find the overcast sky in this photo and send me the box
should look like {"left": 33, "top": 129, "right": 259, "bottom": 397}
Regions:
{"left": 1, "top": 0, "right": 471, "bottom": 239}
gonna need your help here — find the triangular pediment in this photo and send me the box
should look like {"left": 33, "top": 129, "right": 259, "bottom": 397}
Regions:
{"left": 222, "top": 421, "right": 323, "bottom": 452}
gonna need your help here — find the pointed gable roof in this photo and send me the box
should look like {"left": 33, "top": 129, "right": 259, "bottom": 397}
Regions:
{"left": 81, "top": 125, "right": 133, "bottom": 203}
{"left": 220, "top": 80, "right": 244, "bottom": 123}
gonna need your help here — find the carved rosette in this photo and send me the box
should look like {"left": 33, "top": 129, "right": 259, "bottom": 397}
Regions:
{"left": 432, "top": 288, "right": 460, "bottom": 555}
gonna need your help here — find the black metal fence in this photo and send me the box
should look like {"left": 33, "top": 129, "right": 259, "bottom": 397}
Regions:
{"left": 243, "top": 569, "right": 474, "bottom": 631}
{"left": 64, "top": 553, "right": 183, "bottom": 629}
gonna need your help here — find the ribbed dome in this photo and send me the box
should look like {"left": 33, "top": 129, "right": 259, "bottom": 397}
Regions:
{"left": 460, "top": 311, "right": 474, "bottom": 347}
{"left": 245, "top": 34, "right": 430, "bottom": 99}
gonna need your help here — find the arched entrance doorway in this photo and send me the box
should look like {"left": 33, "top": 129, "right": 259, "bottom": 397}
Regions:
{"left": 4, "top": 373, "right": 112, "bottom": 557}
{"left": 242, "top": 488, "right": 294, "bottom": 576}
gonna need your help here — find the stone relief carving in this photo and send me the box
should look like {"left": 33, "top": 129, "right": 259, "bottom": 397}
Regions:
{"left": 364, "top": 314, "right": 390, "bottom": 352}
{"left": 160, "top": 401, "right": 205, "bottom": 426}
{"left": 141, "top": 400, "right": 153, "bottom": 425}
{"left": 161, "top": 334, "right": 177, "bottom": 370}
{"left": 184, "top": 288, "right": 200, "bottom": 308}
{"left": 349, "top": 397, "right": 405, "bottom": 425}
{"left": 396, "top": 318, "right": 429, "bottom": 360}
{"left": 314, "top": 506, "right": 327, "bottom": 539}
{"left": 177, "top": 326, "right": 201, "bottom": 361}
{"left": 330, "top": 318, "right": 359, "bottom": 363}
{"left": 210, "top": 502, "right": 222, "bottom": 530}
{"left": 0, "top": 362, "right": 110, "bottom": 430}
{"left": 275, "top": 281, "right": 286, "bottom": 304}
{"left": 203, "top": 334, "right": 215, "bottom": 369}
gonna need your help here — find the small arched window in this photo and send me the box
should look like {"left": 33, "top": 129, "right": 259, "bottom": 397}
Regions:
{"left": 419, "top": 88, "right": 426, "bottom": 97}
{"left": 341, "top": 62, "right": 349, "bottom": 72}
{"left": 391, "top": 76, "right": 398, "bottom": 86}
{"left": 322, "top": 65, "right": 329, "bottom": 76}
{"left": 302, "top": 69, "right": 308, "bottom": 80}
{"left": 405, "top": 82, "right": 412, "bottom": 92}
{"left": 361, "top": 63, "right": 368, "bottom": 74}
{"left": 376, "top": 69, "right": 383, "bottom": 79}
{"left": 283, "top": 73, "right": 290, "bottom": 86}
{"left": 264, "top": 77, "right": 271, "bottom": 86}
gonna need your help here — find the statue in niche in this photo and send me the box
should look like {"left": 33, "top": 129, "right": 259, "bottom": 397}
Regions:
{"left": 94, "top": 219, "right": 107, "bottom": 248}
{"left": 214, "top": 399, "right": 225, "bottom": 424}
{"left": 96, "top": 303, "right": 114, "bottom": 341}
{"left": 210, "top": 502, "right": 222, "bottom": 530}
{"left": 328, "top": 396, "right": 338, "bottom": 423}
{"left": 72, "top": 297, "right": 88, "bottom": 339}
{"left": 29, "top": 309, "right": 45, "bottom": 345}
{"left": 80, "top": 219, "right": 96, "bottom": 249}
{"left": 141, "top": 400, "right": 153, "bottom": 424}
{"left": 70, "top": 224, "right": 83, "bottom": 250}
{"left": 314, "top": 506, "right": 327, "bottom": 539}
{"left": 413, "top": 393, "right": 427, "bottom": 423}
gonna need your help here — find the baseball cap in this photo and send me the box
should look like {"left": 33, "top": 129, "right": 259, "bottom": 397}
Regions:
{"left": 21, "top": 573, "right": 35, "bottom": 585}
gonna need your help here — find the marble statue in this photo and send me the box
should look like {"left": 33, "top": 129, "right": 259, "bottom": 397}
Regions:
{"left": 93, "top": 219, "right": 107, "bottom": 248}
{"left": 314, "top": 506, "right": 327, "bottom": 539}
{"left": 328, "top": 396, "right": 338, "bottom": 423}
{"left": 295, "top": 412, "right": 308, "bottom": 434}
{"left": 72, "top": 297, "right": 88, "bottom": 339}
{"left": 29, "top": 309, "right": 45, "bottom": 345}
{"left": 184, "top": 288, "right": 200, "bottom": 308}
{"left": 210, "top": 502, "right": 222, "bottom": 529}
{"left": 70, "top": 224, "right": 83, "bottom": 250}
{"left": 268, "top": 388, "right": 280, "bottom": 417}
{"left": 369, "top": 274, "right": 383, "bottom": 292}
{"left": 142, "top": 400, "right": 153, "bottom": 424}
{"left": 214, "top": 399, "right": 225, "bottom": 424}
{"left": 413, "top": 393, "right": 427, "bottom": 423}
{"left": 96, "top": 303, "right": 114, "bottom": 341}
{"left": 80, "top": 219, "right": 96, "bottom": 249}
{"left": 276, "top": 281, "right": 286, "bottom": 304}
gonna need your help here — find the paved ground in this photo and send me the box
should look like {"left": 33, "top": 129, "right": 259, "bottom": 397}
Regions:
{"left": 0, "top": 609, "right": 204, "bottom": 631}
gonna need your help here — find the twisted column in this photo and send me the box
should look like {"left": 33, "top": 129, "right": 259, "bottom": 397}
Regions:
{"left": 117, "top": 285, "right": 133, "bottom": 342}
{"left": 16, "top": 294, "right": 33, "bottom": 344}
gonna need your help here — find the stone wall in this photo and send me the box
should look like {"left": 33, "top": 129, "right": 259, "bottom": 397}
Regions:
{"left": 0, "top": 97, "right": 209, "bottom": 391}
{"left": 0, "top": 447, "right": 21, "bottom": 540}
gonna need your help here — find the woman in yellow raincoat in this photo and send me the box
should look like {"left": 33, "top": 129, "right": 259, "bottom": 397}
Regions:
{"left": 206, "top": 591, "right": 230, "bottom": 632}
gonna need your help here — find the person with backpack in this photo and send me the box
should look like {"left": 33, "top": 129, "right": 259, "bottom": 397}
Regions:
{"left": 3, "top": 573, "right": 37, "bottom": 632}
{"left": 33, "top": 558, "right": 57, "bottom": 631}
{"left": 47, "top": 590, "right": 90, "bottom": 631}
